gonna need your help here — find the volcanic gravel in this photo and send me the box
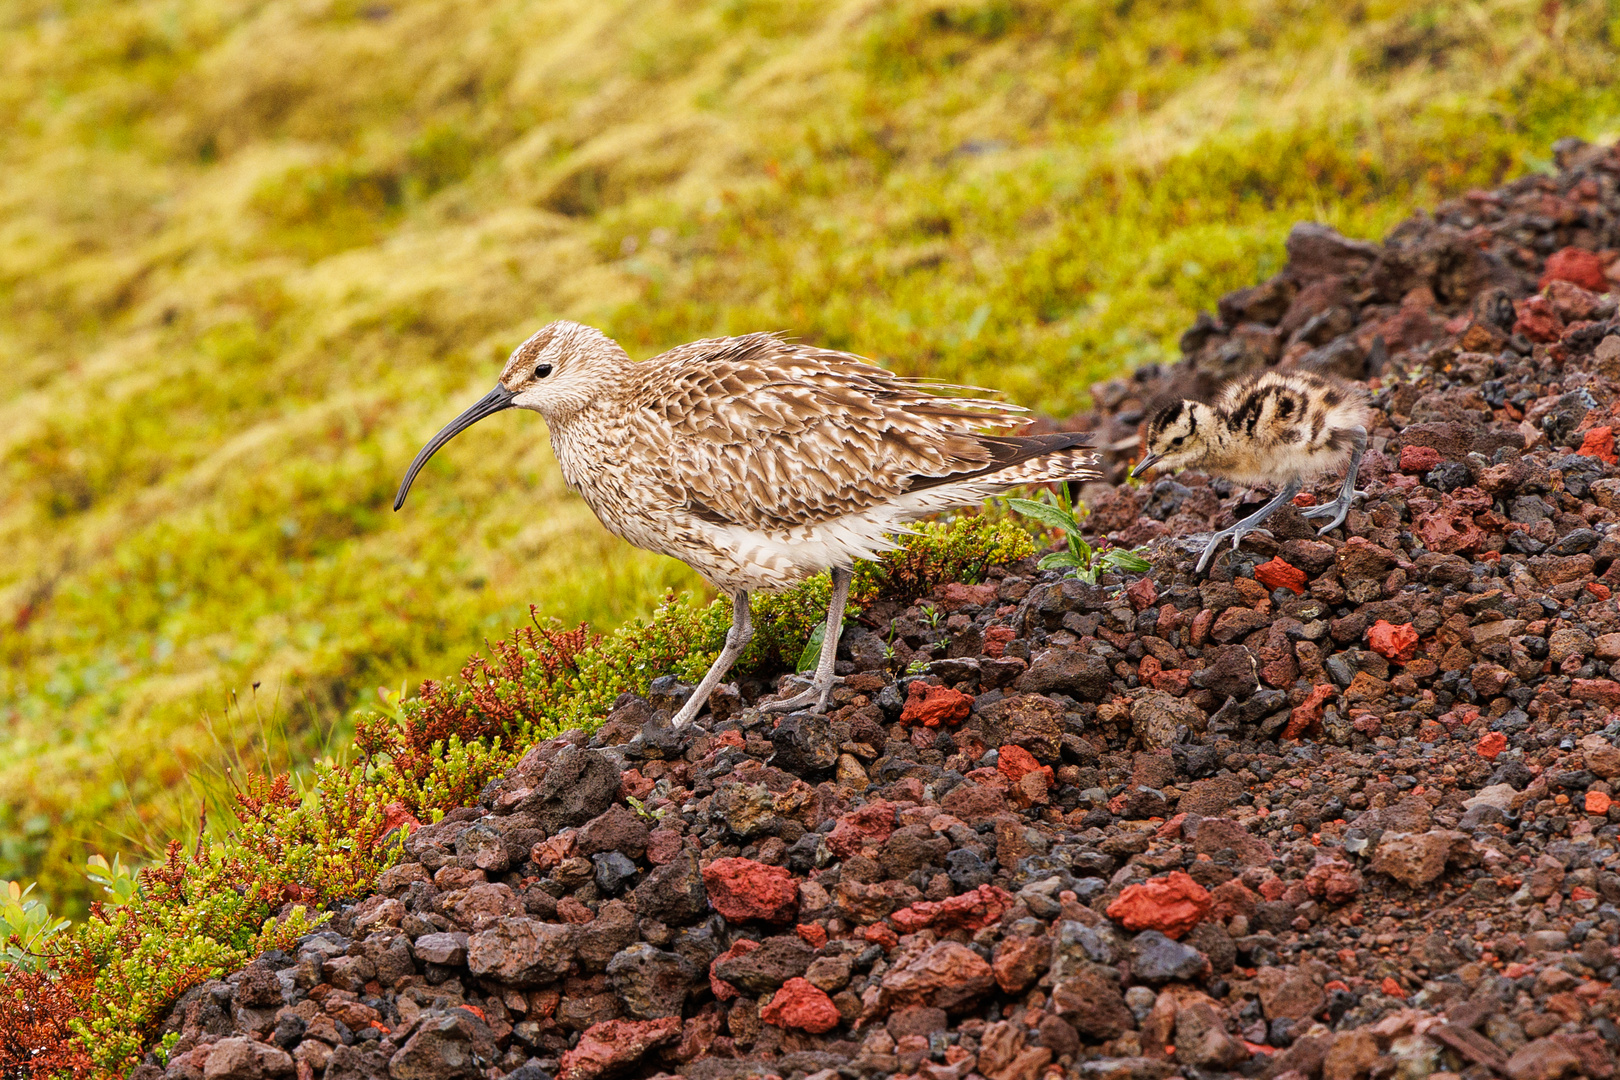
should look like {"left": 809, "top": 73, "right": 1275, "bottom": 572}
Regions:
{"left": 142, "top": 138, "right": 1620, "bottom": 1080}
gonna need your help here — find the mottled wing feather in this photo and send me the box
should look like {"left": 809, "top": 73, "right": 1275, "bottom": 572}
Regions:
{"left": 632, "top": 334, "right": 1050, "bottom": 531}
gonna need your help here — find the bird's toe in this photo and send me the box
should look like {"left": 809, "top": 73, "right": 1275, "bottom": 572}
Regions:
{"left": 761, "top": 674, "right": 841, "bottom": 713}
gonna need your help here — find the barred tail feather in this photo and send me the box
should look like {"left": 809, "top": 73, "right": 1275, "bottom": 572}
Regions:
{"left": 977, "top": 449, "right": 1102, "bottom": 490}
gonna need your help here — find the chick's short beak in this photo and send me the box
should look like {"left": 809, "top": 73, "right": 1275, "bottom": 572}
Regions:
{"left": 1130, "top": 452, "right": 1162, "bottom": 480}
{"left": 394, "top": 384, "right": 517, "bottom": 510}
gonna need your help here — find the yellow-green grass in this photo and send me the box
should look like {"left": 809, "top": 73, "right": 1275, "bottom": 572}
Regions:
{"left": 2, "top": 0, "right": 1618, "bottom": 910}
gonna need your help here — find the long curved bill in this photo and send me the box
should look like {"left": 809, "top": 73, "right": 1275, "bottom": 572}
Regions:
{"left": 1129, "top": 452, "right": 1162, "bottom": 480}
{"left": 394, "top": 384, "right": 517, "bottom": 510}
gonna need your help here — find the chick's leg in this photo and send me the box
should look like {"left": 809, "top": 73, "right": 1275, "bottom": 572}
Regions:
{"left": 1196, "top": 479, "right": 1304, "bottom": 574}
{"left": 1300, "top": 426, "right": 1369, "bottom": 535}
{"left": 762, "top": 566, "right": 851, "bottom": 714}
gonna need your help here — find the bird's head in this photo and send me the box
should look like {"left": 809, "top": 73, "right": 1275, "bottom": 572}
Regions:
{"left": 394, "top": 320, "right": 628, "bottom": 510}
{"left": 1132, "top": 399, "right": 1219, "bottom": 479}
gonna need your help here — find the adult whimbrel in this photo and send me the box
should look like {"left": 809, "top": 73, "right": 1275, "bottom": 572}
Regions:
{"left": 1132, "top": 370, "right": 1373, "bottom": 574}
{"left": 395, "top": 321, "right": 1098, "bottom": 726}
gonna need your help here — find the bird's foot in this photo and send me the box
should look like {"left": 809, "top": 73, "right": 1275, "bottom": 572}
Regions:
{"left": 760, "top": 673, "right": 842, "bottom": 714}
{"left": 1300, "top": 489, "right": 1369, "bottom": 535}
{"left": 1194, "top": 524, "right": 1274, "bottom": 574}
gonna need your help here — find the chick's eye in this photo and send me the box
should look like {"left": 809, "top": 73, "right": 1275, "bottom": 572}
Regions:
{"left": 534, "top": 363, "right": 553, "bottom": 380}
{"left": 1171, "top": 436, "right": 1184, "bottom": 446}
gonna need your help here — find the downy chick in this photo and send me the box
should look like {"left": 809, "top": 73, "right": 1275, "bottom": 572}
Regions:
{"left": 1132, "top": 370, "right": 1374, "bottom": 573}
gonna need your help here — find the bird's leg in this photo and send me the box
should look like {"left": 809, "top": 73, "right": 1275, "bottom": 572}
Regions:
{"left": 1196, "top": 479, "right": 1303, "bottom": 574}
{"left": 669, "top": 590, "right": 753, "bottom": 728}
{"left": 762, "top": 566, "right": 851, "bottom": 715}
{"left": 1299, "top": 426, "right": 1369, "bottom": 535}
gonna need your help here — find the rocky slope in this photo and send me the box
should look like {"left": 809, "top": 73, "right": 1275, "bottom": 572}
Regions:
{"left": 139, "top": 139, "right": 1620, "bottom": 1080}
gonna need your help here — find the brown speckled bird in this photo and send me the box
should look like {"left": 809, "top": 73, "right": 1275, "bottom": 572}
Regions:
{"left": 1132, "top": 370, "right": 1373, "bottom": 573}
{"left": 395, "top": 321, "right": 1098, "bottom": 725}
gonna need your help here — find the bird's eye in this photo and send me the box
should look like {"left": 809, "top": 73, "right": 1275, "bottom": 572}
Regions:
{"left": 1171, "top": 436, "right": 1184, "bottom": 446}
{"left": 534, "top": 364, "right": 553, "bottom": 380}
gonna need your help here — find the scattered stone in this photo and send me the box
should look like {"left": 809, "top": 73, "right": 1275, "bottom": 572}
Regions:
{"left": 899, "top": 682, "right": 973, "bottom": 728}
{"left": 1369, "top": 830, "right": 1473, "bottom": 888}
{"left": 1106, "top": 872, "right": 1211, "bottom": 939}
{"left": 760, "top": 977, "right": 840, "bottom": 1033}
{"left": 701, "top": 857, "right": 798, "bottom": 923}
{"left": 201, "top": 1038, "right": 294, "bottom": 1080}
{"left": 556, "top": 1017, "right": 681, "bottom": 1080}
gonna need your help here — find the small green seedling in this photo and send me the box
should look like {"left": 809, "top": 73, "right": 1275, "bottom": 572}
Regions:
{"left": 86, "top": 853, "right": 141, "bottom": 906}
{"left": 1007, "top": 488, "right": 1151, "bottom": 584}
{"left": 625, "top": 795, "right": 670, "bottom": 822}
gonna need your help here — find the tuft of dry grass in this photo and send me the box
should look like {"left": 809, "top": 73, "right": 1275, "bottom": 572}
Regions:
{"left": 2, "top": 0, "right": 1618, "bottom": 908}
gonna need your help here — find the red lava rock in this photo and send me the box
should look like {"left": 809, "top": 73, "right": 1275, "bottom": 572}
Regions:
{"left": 558, "top": 1016, "right": 682, "bottom": 1080}
{"left": 1477, "top": 732, "right": 1509, "bottom": 760}
{"left": 991, "top": 935, "right": 1052, "bottom": 996}
{"left": 1125, "top": 576, "right": 1158, "bottom": 611}
{"left": 1105, "top": 871, "right": 1211, "bottom": 939}
{"left": 877, "top": 940, "right": 996, "bottom": 1013}
{"left": 1208, "top": 880, "right": 1259, "bottom": 922}
{"left": 618, "top": 768, "right": 655, "bottom": 801}
{"left": 983, "top": 625, "right": 1017, "bottom": 657}
{"left": 1540, "top": 246, "right": 1611, "bottom": 291}
{"left": 556, "top": 896, "right": 595, "bottom": 924}
{"left": 891, "top": 884, "right": 1015, "bottom": 934}
{"left": 1366, "top": 620, "right": 1419, "bottom": 663}
{"left": 1579, "top": 426, "right": 1618, "bottom": 464}
{"left": 1155, "top": 812, "right": 1187, "bottom": 839}
{"left": 701, "top": 857, "right": 798, "bottom": 923}
{"left": 1254, "top": 557, "right": 1307, "bottom": 595}
{"left": 1284, "top": 685, "right": 1336, "bottom": 740}
{"left": 825, "top": 800, "right": 896, "bottom": 858}
{"left": 709, "top": 939, "right": 758, "bottom": 1001}
{"left": 760, "top": 977, "right": 840, "bottom": 1033}
{"left": 937, "top": 581, "right": 998, "bottom": 611}
{"left": 644, "top": 828, "right": 684, "bottom": 866}
{"left": 1151, "top": 668, "right": 1190, "bottom": 695}
{"left": 996, "top": 744, "right": 1052, "bottom": 786}
{"left": 900, "top": 682, "right": 973, "bottom": 728}
{"left": 1573, "top": 679, "right": 1620, "bottom": 707}
{"left": 1398, "top": 444, "right": 1443, "bottom": 473}
{"left": 1415, "top": 505, "right": 1485, "bottom": 555}
{"left": 381, "top": 801, "right": 422, "bottom": 837}
{"left": 863, "top": 922, "right": 899, "bottom": 950}
{"left": 1514, "top": 294, "right": 1565, "bottom": 342}
{"left": 1303, "top": 856, "right": 1363, "bottom": 905}
{"left": 531, "top": 833, "right": 575, "bottom": 872}
{"left": 1588, "top": 791, "right": 1613, "bottom": 815}
{"left": 796, "top": 923, "right": 828, "bottom": 949}
{"left": 709, "top": 729, "right": 744, "bottom": 752}
{"left": 1380, "top": 977, "right": 1407, "bottom": 999}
